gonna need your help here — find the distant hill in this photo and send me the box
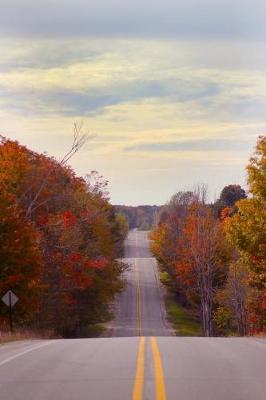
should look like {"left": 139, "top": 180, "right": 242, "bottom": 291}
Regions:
{"left": 114, "top": 205, "right": 161, "bottom": 230}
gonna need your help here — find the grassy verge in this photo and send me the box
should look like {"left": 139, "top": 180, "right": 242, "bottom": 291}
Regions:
{"left": 80, "top": 324, "right": 106, "bottom": 338}
{"left": 0, "top": 325, "right": 107, "bottom": 343}
{"left": 165, "top": 294, "right": 202, "bottom": 336}
{"left": 160, "top": 272, "right": 202, "bottom": 336}
{"left": 0, "top": 320, "right": 110, "bottom": 343}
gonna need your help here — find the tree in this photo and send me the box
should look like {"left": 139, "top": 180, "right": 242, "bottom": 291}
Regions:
{"left": 151, "top": 189, "right": 230, "bottom": 336}
{"left": 0, "top": 188, "right": 43, "bottom": 326}
{"left": 220, "top": 185, "right": 247, "bottom": 207}
{"left": 214, "top": 184, "right": 246, "bottom": 217}
{"left": 151, "top": 191, "right": 195, "bottom": 300}
{"left": 0, "top": 135, "right": 126, "bottom": 336}
{"left": 114, "top": 205, "right": 159, "bottom": 230}
{"left": 181, "top": 197, "right": 230, "bottom": 336}
{"left": 225, "top": 136, "right": 266, "bottom": 333}
{"left": 215, "top": 261, "right": 249, "bottom": 336}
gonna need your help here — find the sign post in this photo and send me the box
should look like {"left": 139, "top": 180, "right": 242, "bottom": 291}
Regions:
{"left": 1, "top": 290, "right": 19, "bottom": 332}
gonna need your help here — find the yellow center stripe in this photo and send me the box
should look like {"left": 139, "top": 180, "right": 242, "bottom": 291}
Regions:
{"left": 132, "top": 336, "right": 145, "bottom": 400}
{"left": 135, "top": 230, "right": 142, "bottom": 336}
{"left": 135, "top": 259, "right": 142, "bottom": 336}
{"left": 151, "top": 337, "right": 167, "bottom": 400}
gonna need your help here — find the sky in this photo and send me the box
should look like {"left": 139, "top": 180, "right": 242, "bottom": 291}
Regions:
{"left": 0, "top": 0, "right": 266, "bottom": 205}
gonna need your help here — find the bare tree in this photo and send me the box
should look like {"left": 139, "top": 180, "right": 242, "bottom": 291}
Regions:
{"left": 227, "top": 262, "right": 249, "bottom": 335}
{"left": 24, "top": 122, "right": 91, "bottom": 218}
{"left": 189, "top": 188, "right": 228, "bottom": 336}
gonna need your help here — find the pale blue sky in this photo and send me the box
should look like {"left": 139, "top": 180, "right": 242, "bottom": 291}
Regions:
{"left": 0, "top": 1, "right": 265, "bottom": 204}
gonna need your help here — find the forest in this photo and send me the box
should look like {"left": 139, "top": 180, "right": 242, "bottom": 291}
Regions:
{"left": 0, "top": 134, "right": 128, "bottom": 337}
{"left": 114, "top": 205, "right": 159, "bottom": 230}
{"left": 0, "top": 134, "right": 265, "bottom": 338}
{"left": 151, "top": 136, "right": 265, "bottom": 336}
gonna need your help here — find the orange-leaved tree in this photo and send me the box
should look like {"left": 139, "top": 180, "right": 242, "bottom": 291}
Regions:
{"left": 0, "top": 135, "right": 125, "bottom": 336}
{"left": 0, "top": 186, "right": 43, "bottom": 327}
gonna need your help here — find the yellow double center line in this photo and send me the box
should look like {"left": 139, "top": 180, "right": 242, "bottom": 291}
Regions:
{"left": 135, "top": 230, "right": 142, "bottom": 336}
{"left": 132, "top": 337, "right": 145, "bottom": 400}
{"left": 135, "top": 258, "right": 142, "bottom": 336}
{"left": 133, "top": 231, "right": 167, "bottom": 399}
{"left": 132, "top": 337, "right": 167, "bottom": 400}
{"left": 150, "top": 337, "right": 167, "bottom": 400}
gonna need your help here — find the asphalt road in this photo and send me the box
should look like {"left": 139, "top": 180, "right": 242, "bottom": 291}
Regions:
{"left": 0, "top": 230, "right": 265, "bottom": 400}
{"left": 110, "top": 229, "right": 173, "bottom": 337}
{"left": 1, "top": 336, "right": 266, "bottom": 399}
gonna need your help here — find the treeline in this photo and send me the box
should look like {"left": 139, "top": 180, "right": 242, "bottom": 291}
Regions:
{"left": 151, "top": 136, "right": 265, "bottom": 336}
{"left": 0, "top": 136, "right": 128, "bottom": 337}
{"left": 114, "top": 205, "right": 159, "bottom": 230}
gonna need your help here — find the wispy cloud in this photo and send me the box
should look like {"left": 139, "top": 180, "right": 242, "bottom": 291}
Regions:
{"left": 124, "top": 138, "right": 252, "bottom": 153}
{"left": 0, "top": 10, "right": 265, "bottom": 204}
{"left": 1, "top": 40, "right": 266, "bottom": 122}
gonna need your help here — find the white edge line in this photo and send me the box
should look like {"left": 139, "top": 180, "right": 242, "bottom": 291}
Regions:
{"left": 0, "top": 341, "right": 58, "bottom": 367}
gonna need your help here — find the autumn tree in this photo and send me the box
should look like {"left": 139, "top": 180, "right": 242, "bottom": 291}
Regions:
{"left": 151, "top": 191, "right": 195, "bottom": 301}
{"left": 225, "top": 136, "right": 266, "bottom": 333}
{"left": 151, "top": 189, "right": 231, "bottom": 336}
{"left": 215, "top": 261, "right": 249, "bottom": 335}
{"left": 0, "top": 187, "right": 43, "bottom": 326}
{"left": 214, "top": 184, "right": 246, "bottom": 217}
{"left": 181, "top": 194, "right": 230, "bottom": 336}
{"left": 0, "top": 135, "right": 126, "bottom": 337}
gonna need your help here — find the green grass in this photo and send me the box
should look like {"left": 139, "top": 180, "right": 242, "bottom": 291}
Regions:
{"left": 159, "top": 271, "right": 202, "bottom": 336}
{"left": 85, "top": 324, "right": 106, "bottom": 338}
{"left": 160, "top": 271, "right": 171, "bottom": 285}
{"left": 165, "top": 295, "right": 202, "bottom": 336}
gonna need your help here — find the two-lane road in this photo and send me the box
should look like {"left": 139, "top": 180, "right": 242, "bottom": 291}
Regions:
{"left": 1, "top": 335, "right": 266, "bottom": 399}
{"left": 110, "top": 229, "right": 173, "bottom": 337}
{"left": 1, "top": 230, "right": 266, "bottom": 399}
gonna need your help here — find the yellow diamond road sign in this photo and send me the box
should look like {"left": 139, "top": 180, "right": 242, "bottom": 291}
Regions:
{"left": 1, "top": 290, "right": 19, "bottom": 307}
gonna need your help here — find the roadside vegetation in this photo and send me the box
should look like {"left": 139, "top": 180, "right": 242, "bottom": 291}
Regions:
{"left": 160, "top": 271, "right": 202, "bottom": 336}
{"left": 0, "top": 129, "right": 128, "bottom": 338}
{"left": 166, "top": 295, "right": 202, "bottom": 336}
{"left": 151, "top": 136, "right": 265, "bottom": 337}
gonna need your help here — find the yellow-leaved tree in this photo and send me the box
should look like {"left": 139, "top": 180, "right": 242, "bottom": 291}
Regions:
{"left": 225, "top": 136, "right": 266, "bottom": 334}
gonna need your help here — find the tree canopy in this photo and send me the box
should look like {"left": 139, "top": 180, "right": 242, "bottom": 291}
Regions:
{"left": 0, "top": 136, "right": 128, "bottom": 337}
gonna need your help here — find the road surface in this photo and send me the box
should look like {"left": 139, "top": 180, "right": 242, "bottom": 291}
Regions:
{"left": 0, "top": 230, "right": 265, "bottom": 400}
{"left": 1, "top": 336, "right": 265, "bottom": 400}
{"left": 110, "top": 229, "right": 173, "bottom": 337}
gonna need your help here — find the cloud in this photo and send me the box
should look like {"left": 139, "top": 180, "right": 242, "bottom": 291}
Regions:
{"left": 124, "top": 138, "right": 252, "bottom": 153}
{"left": 1, "top": 37, "right": 266, "bottom": 122}
{"left": 0, "top": 34, "right": 265, "bottom": 204}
